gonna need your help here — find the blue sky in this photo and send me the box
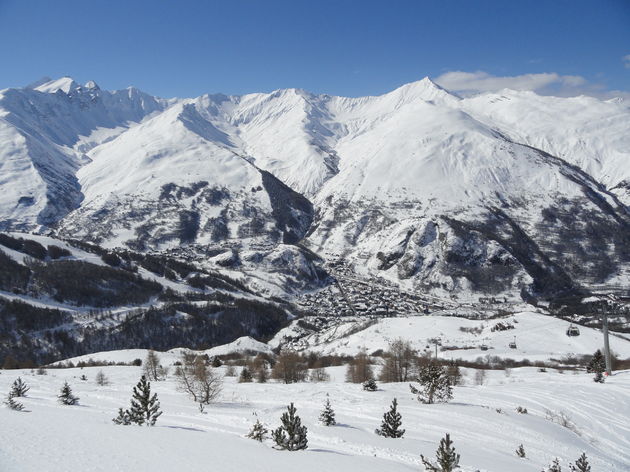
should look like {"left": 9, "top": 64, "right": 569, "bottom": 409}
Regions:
{"left": 0, "top": 0, "right": 628, "bottom": 98}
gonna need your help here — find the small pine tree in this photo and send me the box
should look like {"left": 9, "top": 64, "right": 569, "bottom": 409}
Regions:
{"left": 319, "top": 396, "right": 336, "bottom": 426}
{"left": 112, "top": 407, "right": 132, "bottom": 425}
{"left": 421, "top": 433, "right": 461, "bottom": 472}
{"left": 80, "top": 374, "right": 88, "bottom": 381}
{"left": 239, "top": 367, "right": 253, "bottom": 383}
{"left": 272, "top": 403, "right": 308, "bottom": 451}
{"left": 410, "top": 364, "right": 453, "bottom": 404}
{"left": 362, "top": 378, "right": 377, "bottom": 391}
{"left": 247, "top": 415, "right": 268, "bottom": 442}
{"left": 593, "top": 371, "right": 605, "bottom": 383}
{"left": 5, "top": 393, "right": 24, "bottom": 411}
{"left": 586, "top": 349, "right": 605, "bottom": 374}
{"left": 544, "top": 458, "right": 562, "bottom": 472}
{"left": 10, "top": 377, "right": 29, "bottom": 397}
{"left": 58, "top": 382, "right": 79, "bottom": 405}
{"left": 128, "top": 376, "right": 162, "bottom": 426}
{"left": 375, "top": 398, "right": 405, "bottom": 438}
{"left": 516, "top": 444, "right": 526, "bottom": 458}
{"left": 570, "top": 453, "right": 591, "bottom": 472}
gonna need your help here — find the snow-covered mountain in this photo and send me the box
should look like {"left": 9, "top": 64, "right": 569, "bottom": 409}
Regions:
{"left": 1, "top": 76, "right": 629, "bottom": 301}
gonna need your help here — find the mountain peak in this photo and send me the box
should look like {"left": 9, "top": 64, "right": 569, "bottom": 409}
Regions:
{"left": 33, "top": 76, "right": 79, "bottom": 94}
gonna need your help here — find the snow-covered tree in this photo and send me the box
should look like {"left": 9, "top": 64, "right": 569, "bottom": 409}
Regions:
{"left": 246, "top": 414, "right": 268, "bottom": 442}
{"left": 516, "top": 444, "right": 526, "bottom": 458}
{"left": 375, "top": 398, "right": 405, "bottom": 438}
{"left": 10, "top": 377, "right": 29, "bottom": 397}
{"left": 4, "top": 393, "right": 24, "bottom": 411}
{"left": 58, "top": 382, "right": 79, "bottom": 405}
{"left": 570, "top": 453, "right": 591, "bottom": 472}
{"left": 362, "top": 378, "right": 377, "bottom": 391}
{"left": 128, "top": 375, "right": 162, "bottom": 426}
{"left": 272, "top": 403, "right": 308, "bottom": 450}
{"left": 421, "top": 433, "right": 461, "bottom": 472}
{"left": 410, "top": 364, "right": 453, "bottom": 404}
{"left": 319, "top": 396, "right": 336, "bottom": 426}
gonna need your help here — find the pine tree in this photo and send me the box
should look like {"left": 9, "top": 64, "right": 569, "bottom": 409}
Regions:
{"left": 362, "top": 378, "right": 377, "bottom": 391}
{"left": 10, "top": 377, "right": 29, "bottom": 397}
{"left": 586, "top": 350, "right": 605, "bottom": 374}
{"left": 272, "top": 403, "right": 308, "bottom": 451}
{"left": 239, "top": 366, "right": 253, "bottom": 383}
{"left": 58, "top": 382, "right": 79, "bottom": 405}
{"left": 516, "top": 444, "right": 526, "bottom": 458}
{"left": 319, "top": 396, "right": 336, "bottom": 426}
{"left": 128, "top": 375, "right": 162, "bottom": 426}
{"left": 543, "top": 458, "right": 562, "bottom": 472}
{"left": 112, "top": 407, "right": 132, "bottom": 425}
{"left": 570, "top": 453, "right": 591, "bottom": 472}
{"left": 410, "top": 364, "right": 453, "bottom": 404}
{"left": 375, "top": 398, "right": 405, "bottom": 438}
{"left": 4, "top": 393, "right": 24, "bottom": 411}
{"left": 247, "top": 415, "right": 268, "bottom": 442}
{"left": 421, "top": 433, "right": 461, "bottom": 472}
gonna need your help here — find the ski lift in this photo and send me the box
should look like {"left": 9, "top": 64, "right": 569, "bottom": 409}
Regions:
{"left": 566, "top": 324, "right": 580, "bottom": 337}
{"left": 509, "top": 336, "right": 517, "bottom": 349}
{"left": 480, "top": 344, "right": 489, "bottom": 351}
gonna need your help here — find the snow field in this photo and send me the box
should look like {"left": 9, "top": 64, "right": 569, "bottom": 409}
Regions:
{"left": 0, "top": 364, "right": 628, "bottom": 471}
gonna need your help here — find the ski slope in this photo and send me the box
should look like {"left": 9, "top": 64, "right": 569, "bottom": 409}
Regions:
{"left": 0, "top": 364, "right": 628, "bottom": 471}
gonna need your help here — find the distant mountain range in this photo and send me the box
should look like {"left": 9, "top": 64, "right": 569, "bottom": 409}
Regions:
{"left": 2, "top": 76, "right": 630, "bottom": 301}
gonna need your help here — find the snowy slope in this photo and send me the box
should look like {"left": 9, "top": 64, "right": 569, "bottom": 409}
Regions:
{"left": 0, "top": 365, "right": 628, "bottom": 471}
{"left": 270, "top": 312, "right": 630, "bottom": 362}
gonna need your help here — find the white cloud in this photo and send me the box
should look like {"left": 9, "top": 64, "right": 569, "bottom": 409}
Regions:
{"left": 434, "top": 71, "right": 586, "bottom": 94}
{"left": 433, "top": 70, "right": 628, "bottom": 100}
{"left": 623, "top": 54, "right": 630, "bottom": 69}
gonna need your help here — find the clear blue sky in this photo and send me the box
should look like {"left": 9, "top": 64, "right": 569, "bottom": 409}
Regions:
{"left": 0, "top": 0, "right": 628, "bottom": 98}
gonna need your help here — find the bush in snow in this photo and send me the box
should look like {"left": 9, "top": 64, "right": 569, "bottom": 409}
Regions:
{"left": 4, "top": 393, "right": 24, "bottom": 411}
{"left": 319, "top": 396, "right": 336, "bottom": 426}
{"left": 375, "top": 398, "right": 404, "bottom": 438}
{"left": 410, "top": 364, "right": 453, "bottom": 404}
{"left": 516, "top": 444, "right": 526, "bottom": 458}
{"left": 421, "top": 433, "right": 461, "bottom": 472}
{"left": 569, "top": 453, "right": 590, "bottom": 472}
{"left": 10, "top": 377, "right": 29, "bottom": 397}
{"left": 362, "top": 379, "right": 378, "bottom": 391}
{"left": 246, "top": 414, "right": 268, "bottom": 442}
{"left": 58, "top": 382, "right": 79, "bottom": 405}
{"left": 516, "top": 406, "right": 528, "bottom": 414}
{"left": 272, "top": 403, "right": 308, "bottom": 451}
{"left": 112, "top": 408, "right": 133, "bottom": 425}
{"left": 543, "top": 458, "right": 563, "bottom": 472}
